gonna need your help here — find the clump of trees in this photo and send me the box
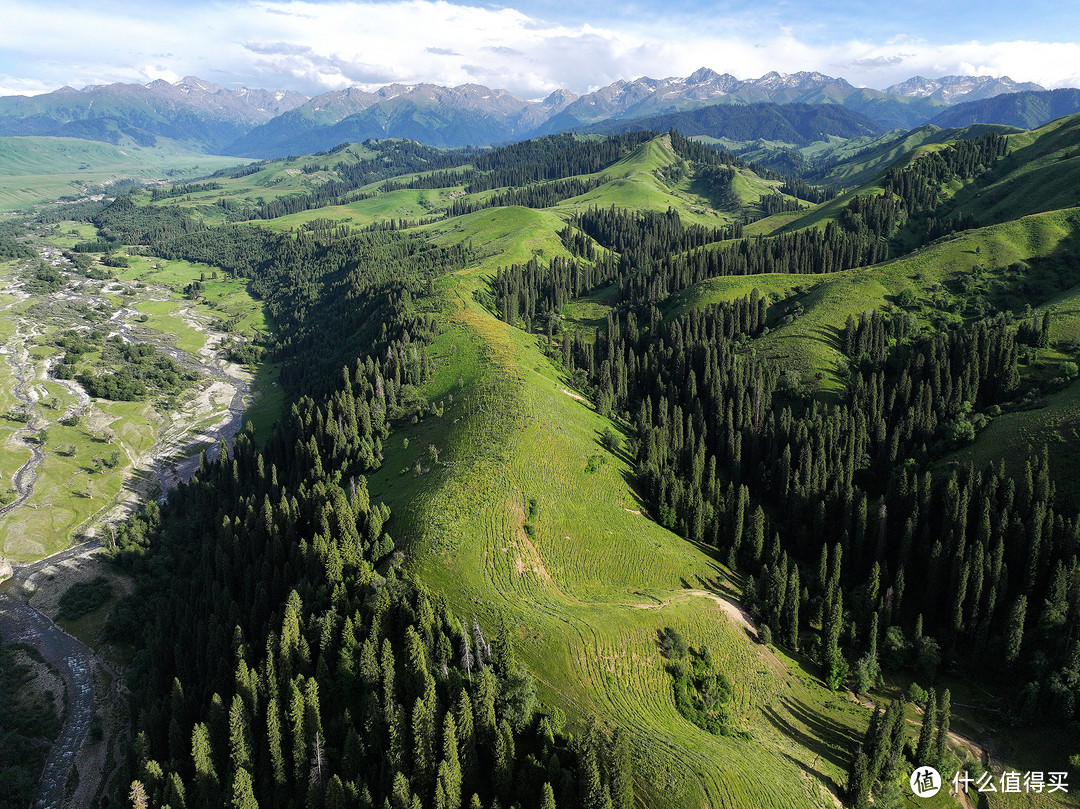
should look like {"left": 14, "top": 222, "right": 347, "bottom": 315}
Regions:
{"left": 56, "top": 575, "right": 113, "bottom": 621}
{"left": 75, "top": 340, "right": 197, "bottom": 401}
{"left": 659, "top": 628, "right": 737, "bottom": 736}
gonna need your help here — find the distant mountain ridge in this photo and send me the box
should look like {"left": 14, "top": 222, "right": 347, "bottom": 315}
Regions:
{"left": 927, "top": 88, "right": 1080, "bottom": 130}
{"left": 571, "top": 102, "right": 885, "bottom": 146}
{"left": 0, "top": 76, "right": 305, "bottom": 152}
{"left": 885, "top": 74, "right": 1044, "bottom": 103}
{"left": 0, "top": 70, "right": 1060, "bottom": 157}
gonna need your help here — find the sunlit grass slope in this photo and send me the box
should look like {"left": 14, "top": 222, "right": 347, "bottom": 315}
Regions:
{"left": 354, "top": 169, "right": 872, "bottom": 809}
{"left": 672, "top": 208, "right": 1080, "bottom": 395}
{"left": 952, "top": 113, "right": 1080, "bottom": 224}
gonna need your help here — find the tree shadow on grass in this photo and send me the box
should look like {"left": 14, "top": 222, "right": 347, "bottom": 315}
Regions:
{"left": 762, "top": 695, "right": 861, "bottom": 777}
{"left": 777, "top": 749, "right": 844, "bottom": 803}
{"left": 593, "top": 420, "right": 636, "bottom": 467}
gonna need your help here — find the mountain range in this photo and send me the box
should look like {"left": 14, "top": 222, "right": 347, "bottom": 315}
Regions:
{"left": 0, "top": 69, "right": 1068, "bottom": 157}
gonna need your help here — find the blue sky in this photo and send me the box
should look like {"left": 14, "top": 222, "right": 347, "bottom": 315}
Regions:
{"left": 1, "top": 0, "right": 1078, "bottom": 97}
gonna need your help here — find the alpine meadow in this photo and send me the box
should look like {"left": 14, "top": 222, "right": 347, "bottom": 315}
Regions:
{"left": 1, "top": 31, "right": 1080, "bottom": 809}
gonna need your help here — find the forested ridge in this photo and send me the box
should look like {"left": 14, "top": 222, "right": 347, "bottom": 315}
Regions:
{"left": 488, "top": 134, "right": 1009, "bottom": 323}
{"left": 475, "top": 127, "right": 1079, "bottom": 805}
{"left": 18, "top": 118, "right": 1080, "bottom": 809}
{"left": 96, "top": 221, "right": 633, "bottom": 809}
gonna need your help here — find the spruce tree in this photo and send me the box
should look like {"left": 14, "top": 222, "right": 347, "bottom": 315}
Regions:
{"left": 191, "top": 722, "right": 220, "bottom": 807}
{"left": 846, "top": 749, "right": 870, "bottom": 809}
{"left": 915, "top": 687, "right": 937, "bottom": 765}
{"left": 1005, "top": 596, "right": 1027, "bottom": 666}
{"left": 540, "top": 782, "right": 557, "bottom": 809}
{"left": 783, "top": 567, "right": 800, "bottom": 650}
{"left": 933, "top": 689, "right": 951, "bottom": 767}
{"left": 231, "top": 768, "right": 259, "bottom": 809}
{"left": 229, "top": 693, "right": 253, "bottom": 773}
{"left": 824, "top": 589, "right": 847, "bottom": 690}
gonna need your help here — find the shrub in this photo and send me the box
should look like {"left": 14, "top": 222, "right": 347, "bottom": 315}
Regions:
{"left": 56, "top": 576, "right": 113, "bottom": 621}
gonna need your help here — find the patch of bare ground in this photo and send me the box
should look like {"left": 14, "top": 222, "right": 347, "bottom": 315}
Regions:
{"left": 26, "top": 546, "right": 131, "bottom": 619}
{"left": 507, "top": 499, "right": 554, "bottom": 584}
{"left": 632, "top": 588, "right": 757, "bottom": 635}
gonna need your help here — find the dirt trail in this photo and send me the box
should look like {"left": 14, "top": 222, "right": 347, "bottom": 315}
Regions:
{"left": 632, "top": 587, "right": 758, "bottom": 637}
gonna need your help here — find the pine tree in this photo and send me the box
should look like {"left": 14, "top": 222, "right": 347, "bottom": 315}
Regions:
{"left": 846, "top": 749, "right": 870, "bottom": 809}
{"left": 460, "top": 624, "right": 474, "bottom": 682}
{"left": 824, "top": 589, "right": 847, "bottom": 690}
{"left": 231, "top": 768, "right": 259, "bottom": 809}
{"left": 412, "top": 697, "right": 437, "bottom": 797}
{"left": 308, "top": 730, "right": 327, "bottom": 793}
{"left": 435, "top": 712, "right": 463, "bottom": 809}
{"left": 474, "top": 666, "right": 497, "bottom": 743}
{"left": 577, "top": 733, "right": 606, "bottom": 809}
{"left": 540, "top": 782, "right": 557, "bottom": 809}
{"left": 229, "top": 693, "right": 252, "bottom": 772}
{"left": 783, "top": 567, "right": 800, "bottom": 650}
{"left": 494, "top": 719, "right": 516, "bottom": 802}
{"left": 933, "top": 689, "right": 951, "bottom": 767}
{"left": 288, "top": 679, "right": 307, "bottom": 783}
{"left": 915, "top": 687, "right": 937, "bottom": 765}
{"left": 191, "top": 722, "right": 220, "bottom": 807}
{"left": 1005, "top": 595, "right": 1027, "bottom": 666}
{"left": 129, "top": 781, "right": 149, "bottom": 809}
{"left": 168, "top": 678, "right": 187, "bottom": 765}
{"left": 265, "top": 672, "right": 286, "bottom": 786}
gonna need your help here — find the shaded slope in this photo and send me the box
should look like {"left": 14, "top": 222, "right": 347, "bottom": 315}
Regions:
{"left": 573, "top": 102, "right": 883, "bottom": 145}
{"left": 928, "top": 88, "right": 1080, "bottom": 130}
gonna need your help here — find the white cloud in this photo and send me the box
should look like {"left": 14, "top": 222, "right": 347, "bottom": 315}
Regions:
{"left": 0, "top": 0, "right": 1076, "bottom": 98}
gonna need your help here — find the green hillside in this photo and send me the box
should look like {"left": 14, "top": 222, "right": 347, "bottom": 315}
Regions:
{"left": 674, "top": 208, "right": 1080, "bottom": 387}
{"left": 0, "top": 136, "right": 248, "bottom": 210}
{"left": 358, "top": 204, "right": 865, "bottom": 809}
{"left": 951, "top": 113, "right": 1080, "bottom": 223}
{"left": 12, "top": 118, "right": 1080, "bottom": 809}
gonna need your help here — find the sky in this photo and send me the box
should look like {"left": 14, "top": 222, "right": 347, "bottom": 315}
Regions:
{"left": 2, "top": 0, "right": 1079, "bottom": 98}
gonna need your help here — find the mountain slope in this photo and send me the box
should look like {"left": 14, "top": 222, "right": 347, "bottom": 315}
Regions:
{"left": 0, "top": 77, "right": 305, "bottom": 151}
{"left": 950, "top": 112, "right": 1080, "bottom": 222}
{"left": 928, "top": 88, "right": 1080, "bottom": 129}
{"left": 886, "top": 74, "right": 1044, "bottom": 103}
{"left": 573, "top": 102, "right": 884, "bottom": 145}
{"left": 225, "top": 83, "right": 541, "bottom": 156}
{"left": 24, "top": 119, "right": 1080, "bottom": 809}
{"left": 3, "top": 70, "right": 1064, "bottom": 158}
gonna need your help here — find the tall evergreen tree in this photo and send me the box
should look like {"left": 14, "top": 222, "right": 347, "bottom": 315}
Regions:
{"left": 915, "top": 688, "right": 938, "bottom": 765}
